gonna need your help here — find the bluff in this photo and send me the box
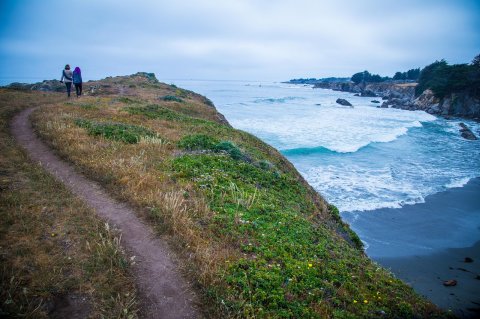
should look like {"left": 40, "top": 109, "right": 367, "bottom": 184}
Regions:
{"left": 313, "top": 81, "right": 480, "bottom": 120}
{"left": 0, "top": 73, "right": 449, "bottom": 318}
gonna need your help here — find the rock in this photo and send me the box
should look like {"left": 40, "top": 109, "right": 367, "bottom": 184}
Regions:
{"left": 354, "top": 93, "right": 360, "bottom": 96}
{"left": 371, "top": 100, "right": 381, "bottom": 104}
{"left": 315, "top": 103, "right": 321, "bottom": 106}
{"left": 361, "top": 89, "right": 377, "bottom": 97}
{"left": 4, "top": 80, "right": 65, "bottom": 92}
{"left": 465, "top": 257, "right": 474, "bottom": 263}
{"left": 459, "top": 123, "right": 478, "bottom": 140}
{"left": 427, "top": 104, "right": 440, "bottom": 114}
{"left": 382, "top": 96, "right": 389, "bottom": 100}
{"left": 380, "top": 102, "right": 389, "bottom": 108}
{"left": 336, "top": 98, "right": 353, "bottom": 107}
{"left": 443, "top": 279, "right": 457, "bottom": 287}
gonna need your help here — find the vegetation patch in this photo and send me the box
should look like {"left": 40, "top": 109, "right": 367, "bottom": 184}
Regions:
{"left": 117, "top": 96, "right": 141, "bottom": 104}
{"left": 74, "top": 118, "right": 156, "bottom": 144}
{"left": 178, "top": 134, "right": 245, "bottom": 160}
{"left": 127, "top": 104, "right": 191, "bottom": 121}
{"left": 415, "top": 55, "right": 480, "bottom": 98}
{"left": 170, "top": 154, "right": 438, "bottom": 318}
{"left": 162, "top": 95, "right": 184, "bottom": 103}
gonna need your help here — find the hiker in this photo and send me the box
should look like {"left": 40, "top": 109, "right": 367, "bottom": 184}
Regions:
{"left": 60, "top": 64, "right": 73, "bottom": 97}
{"left": 72, "top": 66, "right": 83, "bottom": 97}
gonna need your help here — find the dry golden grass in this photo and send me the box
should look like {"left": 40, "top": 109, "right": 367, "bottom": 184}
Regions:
{"left": 0, "top": 89, "right": 138, "bottom": 318}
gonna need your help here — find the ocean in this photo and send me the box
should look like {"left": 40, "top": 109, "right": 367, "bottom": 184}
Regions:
{"left": 172, "top": 80, "right": 480, "bottom": 256}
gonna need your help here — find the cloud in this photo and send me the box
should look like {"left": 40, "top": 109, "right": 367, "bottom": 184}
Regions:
{"left": 0, "top": 0, "right": 479, "bottom": 83}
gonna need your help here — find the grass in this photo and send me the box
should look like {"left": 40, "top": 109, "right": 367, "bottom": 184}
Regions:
{"left": 0, "top": 89, "right": 138, "bottom": 318}
{"left": 74, "top": 118, "right": 158, "bottom": 144}
{"left": 5, "top": 73, "right": 452, "bottom": 318}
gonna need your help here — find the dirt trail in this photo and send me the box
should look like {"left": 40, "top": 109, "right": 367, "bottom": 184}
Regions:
{"left": 11, "top": 107, "right": 200, "bottom": 319}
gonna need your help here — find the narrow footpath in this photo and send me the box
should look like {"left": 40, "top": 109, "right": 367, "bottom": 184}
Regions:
{"left": 11, "top": 107, "right": 200, "bottom": 319}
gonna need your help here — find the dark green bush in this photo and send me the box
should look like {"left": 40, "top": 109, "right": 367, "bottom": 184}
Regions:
{"left": 127, "top": 104, "right": 185, "bottom": 121}
{"left": 416, "top": 57, "right": 480, "bottom": 98}
{"left": 178, "top": 134, "right": 219, "bottom": 150}
{"left": 75, "top": 119, "right": 155, "bottom": 144}
{"left": 178, "top": 134, "right": 244, "bottom": 160}
{"left": 214, "top": 141, "right": 243, "bottom": 160}
{"left": 162, "top": 95, "right": 184, "bottom": 103}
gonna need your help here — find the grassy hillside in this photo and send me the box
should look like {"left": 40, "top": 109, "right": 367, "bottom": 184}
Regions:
{"left": 2, "top": 73, "right": 450, "bottom": 318}
{"left": 0, "top": 90, "right": 138, "bottom": 318}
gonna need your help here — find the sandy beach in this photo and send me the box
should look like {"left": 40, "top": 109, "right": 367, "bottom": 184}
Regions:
{"left": 342, "top": 178, "right": 480, "bottom": 318}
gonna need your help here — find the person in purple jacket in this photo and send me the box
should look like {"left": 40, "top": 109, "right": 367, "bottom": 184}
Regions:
{"left": 60, "top": 64, "right": 73, "bottom": 97}
{"left": 72, "top": 66, "right": 83, "bottom": 97}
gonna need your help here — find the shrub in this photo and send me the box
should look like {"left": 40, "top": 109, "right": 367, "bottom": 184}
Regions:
{"left": 214, "top": 141, "right": 243, "bottom": 160}
{"left": 416, "top": 56, "right": 480, "bottom": 98}
{"left": 127, "top": 104, "right": 186, "bottom": 121}
{"left": 178, "top": 134, "right": 244, "bottom": 160}
{"left": 178, "top": 134, "right": 219, "bottom": 151}
{"left": 162, "top": 95, "right": 184, "bottom": 103}
{"left": 75, "top": 119, "right": 156, "bottom": 144}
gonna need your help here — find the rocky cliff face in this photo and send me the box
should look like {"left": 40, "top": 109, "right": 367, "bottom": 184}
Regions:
{"left": 315, "top": 81, "right": 480, "bottom": 120}
{"left": 314, "top": 81, "right": 416, "bottom": 98}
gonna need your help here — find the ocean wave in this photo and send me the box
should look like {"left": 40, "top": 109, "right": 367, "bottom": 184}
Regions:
{"left": 253, "top": 96, "right": 306, "bottom": 104}
{"left": 445, "top": 177, "right": 472, "bottom": 189}
{"left": 281, "top": 146, "right": 335, "bottom": 156}
{"left": 282, "top": 126, "right": 411, "bottom": 154}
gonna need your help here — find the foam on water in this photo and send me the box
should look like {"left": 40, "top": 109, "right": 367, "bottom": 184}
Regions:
{"left": 170, "top": 80, "right": 480, "bottom": 213}
{"left": 231, "top": 104, "right": 433, "bottom": 153}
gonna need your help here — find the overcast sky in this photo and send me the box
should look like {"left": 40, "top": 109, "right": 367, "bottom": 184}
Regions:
{"left": 1, "top": 0, "right": 479, "bottom": 84}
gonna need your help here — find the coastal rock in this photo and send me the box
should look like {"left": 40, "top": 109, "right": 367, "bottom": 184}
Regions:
{"left": 5, "top": 80, "right": 65, "bottom": 92}
{"left": 412, "top": 89, "right": 439, "bottom": 112}
{"left": 464, "top": 257, "right": 474, "bottom": 263}
{"left": 361, "top": 89, "right": 377, "bottom": 97}
{"left": 371, "top": 100, "right": 381, "bottom": 104}
{"left": 312, "top": 80, "right": 480, "bottom": 119}
{"left": 336, "top": 98, "right": 353, "bottom": 107}
{"left": 459, "top": 123, "right": 478, "bottom": 140}
{"left": 426, "top": 104, "right": 440, "bottom": 114}
{"left": 443, "top": 279, "right": 457, "bottom": 287}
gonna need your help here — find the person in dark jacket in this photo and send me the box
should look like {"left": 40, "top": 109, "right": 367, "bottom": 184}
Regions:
{"left": 60, "top": 64, "right": 73, "bottom": 97}
{"left": 72, "top": 67, "right": 83, "bottom": 97}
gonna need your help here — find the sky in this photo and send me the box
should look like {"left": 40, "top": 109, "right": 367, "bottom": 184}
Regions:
{"left": 0, "top": 0, "right": 479, "bottom": 84}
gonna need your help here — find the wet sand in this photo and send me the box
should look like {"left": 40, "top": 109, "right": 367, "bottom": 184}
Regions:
{"left": 342, "top": 178, "right": 480, "bottom": 318}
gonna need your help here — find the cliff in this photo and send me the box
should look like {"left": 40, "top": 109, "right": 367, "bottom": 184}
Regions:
{"left": 313, "top": 81, "right": 480, "bottom": 120}
{"left": 1, "top": 73, "right": 449, "bottom": 318}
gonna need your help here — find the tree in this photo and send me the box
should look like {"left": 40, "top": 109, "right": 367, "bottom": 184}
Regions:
{"left": 406, "top": 68, "right": 420, "bottom": 80}
{"left": 415, "top": 60, "right": 448, "bottom": 96}
{"left": 351, "top": 71, "right": 370, "bottom": 84}
{"left": 472, "top": 53, "right": 480, "bottom": 67}
{"left": 393, "top": 72, "right": 405, "bottom": 80}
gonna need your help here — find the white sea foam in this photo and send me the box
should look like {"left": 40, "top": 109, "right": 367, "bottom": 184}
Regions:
{"left": 446, "top": 177, "right": 472, "bottom": 189}
{"left": 232, "top": 105, "right": 431, "bottom": 153}
{"left": 172, "top": 80, "right": 480, "bottom": 213}
{"left": 300, "top": 164, "right": 432, "bottom": 212}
